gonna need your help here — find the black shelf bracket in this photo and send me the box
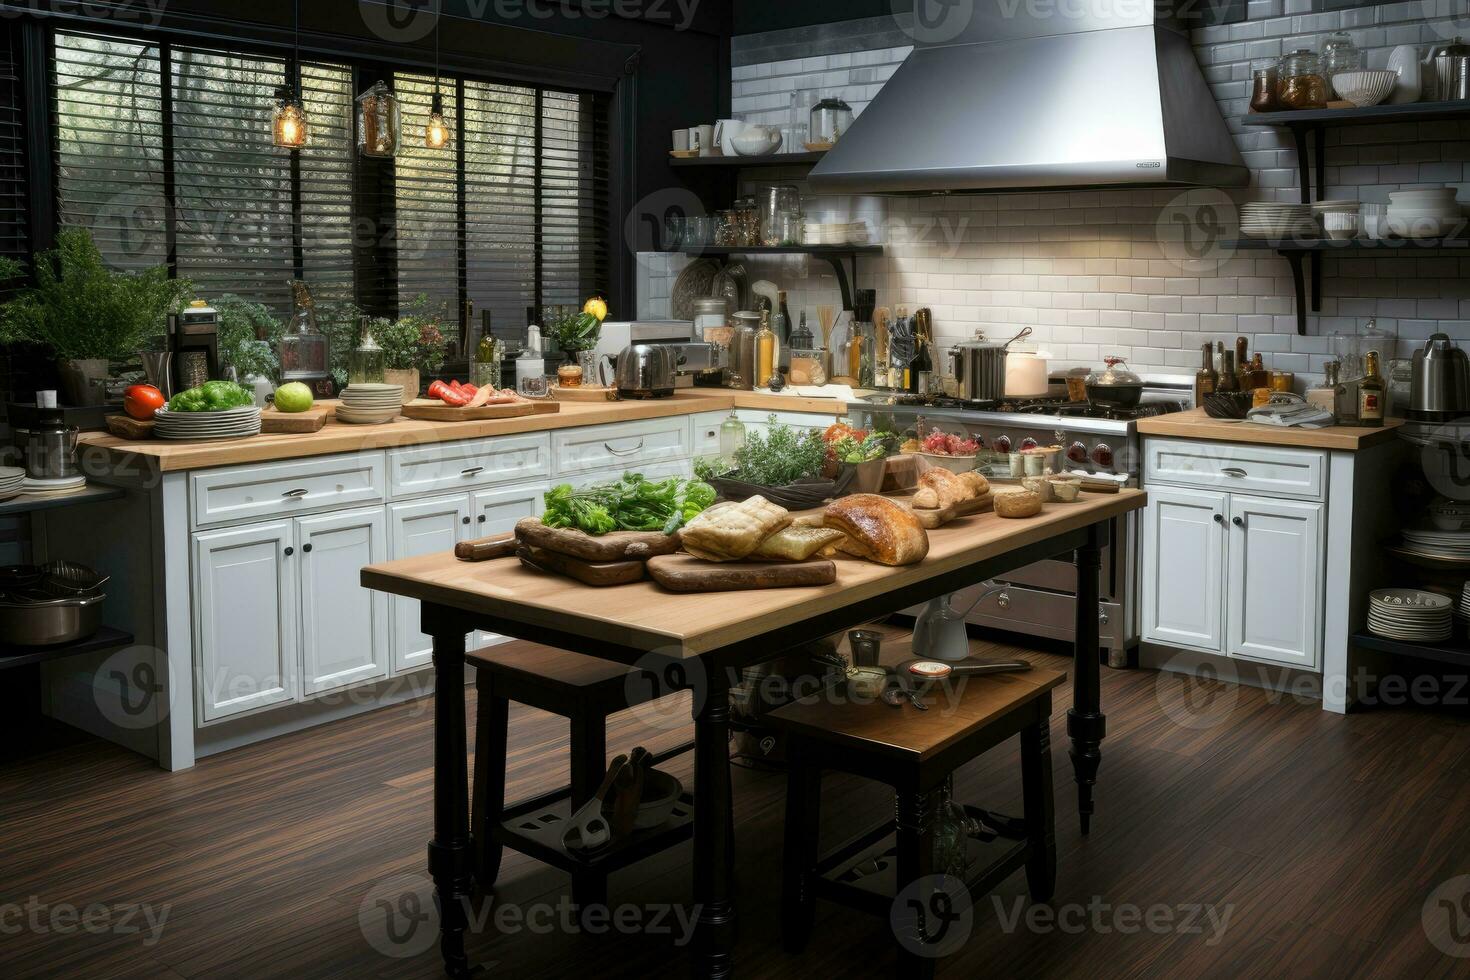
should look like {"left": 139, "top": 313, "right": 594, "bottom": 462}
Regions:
{"left": 1277, "top": 248, "right": 1321, "bottom": 336}
{"left": 1281, "top": 122, "right": 1328, "bottom": 335}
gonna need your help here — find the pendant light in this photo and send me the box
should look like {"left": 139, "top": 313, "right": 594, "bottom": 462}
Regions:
{"left": 425, "top": 10, "right": 452, "bottom": 150}
{"left": 272, "top": 0, "right": 309, "bottom": 149}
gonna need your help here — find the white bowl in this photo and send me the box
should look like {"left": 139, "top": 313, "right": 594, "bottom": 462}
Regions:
{"left": 1386, "top": 214, "right": 1454, "bottom": 238}
{"left": 1313, "top": 200, "right": 1361, "bottom": 214}
{"left": 1323, "top": 213, "right": 1358, "bottom": 239}
{"left": 728, "top": 127, "right": 782, "bottom": 157}
{"left": 1331, "top": 70, "right": 1397, "bottom": 108}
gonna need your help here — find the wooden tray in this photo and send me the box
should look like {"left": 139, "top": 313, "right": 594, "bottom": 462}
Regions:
{"left": 260, "top": 406, "right": 328, "bottom": 433}
{"left": 669, "top": 149, "right": 699, "bottom": 159}
{"left": 519, "top": 546, "right": 645, "bottom": 587}
{"left": 550, "top": 385, "right": 618, "bottom": 403}
{"left": 647, "top": 554, "right": 837, "bottom": 593}
{"left": 890, "top": 490, "right": 994, "bottom": 529}
{"left": 105, "top": 414, "right": 155, "bottom": 440}
{"left": 516, "top": 518, "right": 682, "bottom": 562}
{"left": 399, "top": 399, "right": 559, "bottom": 422}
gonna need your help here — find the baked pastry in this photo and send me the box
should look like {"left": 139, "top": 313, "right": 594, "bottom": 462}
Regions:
{"left": 913, "top": 486, "right": 942, "bottom": 510}
{"left": 958, "top": 471, "right": 990, "bottom": 497}
{"left": 993, "top": 488, "right": 1042, "bottom": 519}
{"left": 824, "top": 494, "right": 929, "bottom": 566}
{"left": 753, "top": 525, "right": 847, "bottom": 561}
{"left": 918, "top": 468, "right": 974, "bottom": 509}
{"left": 680, "top": 495, "right": 792, "bottom": 562}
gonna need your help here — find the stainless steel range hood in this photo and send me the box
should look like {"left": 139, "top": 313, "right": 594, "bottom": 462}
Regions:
{"left": 808, "top": 3, "right": 1248, "bottom": 195}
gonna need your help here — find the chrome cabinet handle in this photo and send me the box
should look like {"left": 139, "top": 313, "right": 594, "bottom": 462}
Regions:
{"left": 604, "top": 440, "right": 645, "bottom": 457}
{"left": 1221, "top": 467, "right": 1247, "bottom": 478}
{"left": 282, "top": 488, "right": 309, "bottom": 498}
{"left": 461, "top": 466, "right": 485, "bottom": 477}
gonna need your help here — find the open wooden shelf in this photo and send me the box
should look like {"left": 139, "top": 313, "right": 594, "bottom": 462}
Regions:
{"left": 1227, "top": 237, "right": 1470, "bottom": 251}
{"left": 670, "top": 151, "right": 826, "bottom": 169}
{"left": 1352, "top": 630, "right": 1470, "bottom": 669}
{"left": 1242, "top": 100, "right": 1470, "bottom": 129}
{"left": 0, "top": 625, "right": 134, "bottom": 671}
{"left": 660, "top": 244, "right": 883, "bottom": 310}
{"left": 0, "top": 484, "right": 124, "bottom": 518}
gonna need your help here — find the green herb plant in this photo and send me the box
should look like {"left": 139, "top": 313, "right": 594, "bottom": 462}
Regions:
{"left": 373, "top": 294, "right": 450, "bottom": 374}
{"left": 215, "top": 294, "right": 285, "bottom": 384}
{"left": 543, "top": 474, "right": 717, "bottom": 536}
{"left": 831, "top": 433, "right": 889, "bottom": 464}
{"left": 546, "top": 308, "right": 601, "bottom": 355}
{"left": 728, "top": 416, "right": 828, "bottom": 487}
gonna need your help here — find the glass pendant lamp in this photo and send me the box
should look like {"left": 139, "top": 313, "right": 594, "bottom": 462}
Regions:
{"left": 271, "top": 0, "right": 308, "bottom": 148}
{"left": 425, "top": 13, "right": 452, "bottom": 150}
{"left": 357, "top": 80, "right": 401, "bottom": 158}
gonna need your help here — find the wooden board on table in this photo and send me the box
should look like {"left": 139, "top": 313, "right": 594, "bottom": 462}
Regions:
{"left": 399, "top": 398, "right": 557, "bottom": 422}
{"left": 550, "top": 385, "right": 618, "bottom": 403}
{"left": 888, "top": 489, "right": 994, "bottom": 529}
{"left": 516, "top": 518, "right": 682, "bottom": 562}
{"left": 518, "top": 546, "right": 646, "bottom": 587}
{"left": 259, "top": 406, "right": 328, "bottom": 433}
{"left": 646, "top": 554, "right": 837, "bottom": 593}
{"left": 105, "top": 415, "right": 155, "bottom": 440}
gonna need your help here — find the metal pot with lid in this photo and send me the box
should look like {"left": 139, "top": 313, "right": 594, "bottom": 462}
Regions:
{"left": 948, "top": 326, "right": 1033, "bottom": 402}
{"left": 1410, "top": 333, "right": 1470, "bottom": 420}
{"left": 1085, "top": 357, "right": 1145, "bottom": 408}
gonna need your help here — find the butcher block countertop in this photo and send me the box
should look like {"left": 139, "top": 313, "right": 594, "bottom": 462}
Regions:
{"left": 1136, "top": 408, "right": 1402, "bottom": 452}
{"left": 77, "top": 390, "right": 849, "bottom": 473}
{"left": 362, "top": 489, "right": 1146, "bottom": 659}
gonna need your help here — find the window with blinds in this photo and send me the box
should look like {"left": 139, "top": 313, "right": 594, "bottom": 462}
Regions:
{"left": 51, "top": 30, "right": 608, "bottom": 329}
{"left": 0, "top": 25, "right": 28, "bottom": 270}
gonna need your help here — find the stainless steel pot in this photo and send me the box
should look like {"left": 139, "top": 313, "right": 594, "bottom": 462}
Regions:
{"left": 1410, "top": 333, "right": 1470, "bottom": 420}
{"left": 612, "top": 344, "right": 677, "bottom": 399}
{"left": 19, "top": 424, "right": 79, "bottom": 480}
{"left": 0, "top": 593, "right": 105, "bottom": 646}
{"left": 949, "top": 332, "right": 1008, "bottom": 401}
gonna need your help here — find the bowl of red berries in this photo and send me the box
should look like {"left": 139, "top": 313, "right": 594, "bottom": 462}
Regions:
{"left": 916, "top": 430, "right": 982, "bottom": 474}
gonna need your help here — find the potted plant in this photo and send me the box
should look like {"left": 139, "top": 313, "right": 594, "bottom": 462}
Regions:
{"left": 830, "top": 431, "right": 893, "bottom": 495}
{"left": 694, "top": 416, "right": 853, "bottom": 509}
{"left": 546, "top": 298, "right": 607, "bottom": 380}
{"left": 376, "top": 297, "right": 449, "bottom": 403}
{"left": 214, "top": 294, "right": 285, "bottom": 404}
{"left": 0, "top": 228, "right": 192, "bottom": 405}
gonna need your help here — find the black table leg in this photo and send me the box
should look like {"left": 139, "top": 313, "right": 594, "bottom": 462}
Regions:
{"left": 1068, "top": 523, "right": 1106, "bottom": 835}
{"left": 425, "top": 607, "right": 475, "bottom": 978}
{"left": 691, "top": 674, "right": 736, "bottom": 979}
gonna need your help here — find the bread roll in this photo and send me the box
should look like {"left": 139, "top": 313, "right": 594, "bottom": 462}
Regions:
{"left": 958, "top": 471, "right": 990, "bottom": 496}
{"left": 913, "top": 486, "right": 942, "bottom": 510}
{"left": 993, "top": 488, "right": 1042, "bottom": 519}
{"left": 823, "top": 494, "right": 930, "bottom": 566}
{"left": 918, "top": 468, "right": 972, "bottom": 509}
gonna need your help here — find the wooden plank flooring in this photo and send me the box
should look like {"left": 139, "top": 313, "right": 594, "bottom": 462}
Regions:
{"left": 3, "top": 636, "right": 1470, "bottom": 979}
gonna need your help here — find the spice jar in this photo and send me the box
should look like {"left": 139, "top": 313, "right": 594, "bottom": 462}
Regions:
{"left": 1250, "top": 63, "right": 1281, "bottom": 112}
{"left": 1278, "top": 50, "right": 1328, "bottom": 109}
{"left": 1319, "top": 31, "right": 1362, "bottom": 97}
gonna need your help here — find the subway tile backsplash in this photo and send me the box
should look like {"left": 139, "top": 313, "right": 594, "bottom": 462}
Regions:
{"left": 637, "top": 4, "right": 1470, "bottom": 380}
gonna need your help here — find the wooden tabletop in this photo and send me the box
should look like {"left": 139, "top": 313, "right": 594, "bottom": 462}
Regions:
{"left": 77, "top": 390, "right": 850, "bottom": 473}
{"left": 361, "top": 489, "right": 1145, "bottom": 659}
{"left": 1136, "top": 407, "right": 1402, "bottom": 452}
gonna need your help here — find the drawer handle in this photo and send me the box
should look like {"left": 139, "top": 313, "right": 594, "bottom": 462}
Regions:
{"left": 1213, "top": 513, "right": 1224, "bottom": 524}
{"left": 460, "top": 466, "right": 485, "bottom": 477}
{"left": 1233, "top": 516, "right": 1245, "bottom": 528}
{"left": 604, "top": 440, "right": 645, "bottom": 457}
{"left": 282, "top": 488, "right": 309, "bottom": 498}
{"left": 1221, "top": 467, "right": 1247, "bottom": 478}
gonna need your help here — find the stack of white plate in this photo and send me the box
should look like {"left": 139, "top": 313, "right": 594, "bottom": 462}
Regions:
{"left": 1386, "top": 188, "right": 1466, "bottom": 239}
{"left": 154, "top": 405, "right": 262, "bottom": 441}
{"left": 1240, "top": 202, "right": 1316, "bottom": 240}
{"left": 337, "top": 384, "right": 404, "bottom": 425}
{"left": 21, "top": 474, "right": 86, "bottom": 495}
{"left": 1368, "top": 588, "right": 1453, "bottom": 643}
{"left": 1458, "top": 581, "right": 1470, "bottom": 622}
{"left": 804, "top": 222, "right": 870, "bottom": 246}
{"left": 0, "top": 466, "right": 25, "bottom": 501}
{"left": 1400, "top": 524, "right": 1470, "bottom": 561}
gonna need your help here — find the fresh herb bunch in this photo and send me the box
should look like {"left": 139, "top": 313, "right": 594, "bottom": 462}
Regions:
{"left": 374, "top": 294, "right": 450, "bottom": 373}
{"left": 729, "top": 416, "right": 828, "bottom": 487}
{"left": 166, "top": 380, "right": 255, "bottom": 413}
{"left": 546, "top": 308, "right": 601, "bottom": 354}
{"left": 0, "top": 227, "right": 193, "bottom": 360}
{"left": 831, "top": 433, "right": 889, "bottom": 464}
{"left": 543, "top": 474, "right": 717, "bottom": 536}
{"left": 215, "top": 294, "right": 285, "bottom": 383}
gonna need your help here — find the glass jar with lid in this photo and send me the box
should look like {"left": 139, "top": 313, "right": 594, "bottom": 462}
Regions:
{"left": 1278, "top": 50, "right": 1328, "bottom": 109}
{"left": 1250, "top": 61, "right": 1281, "bottom": 113}
{"left": 356, "top": 80, "right": 401, "bottom": 158}
{"left": 809, "top": 97, "right": 853, "bottom": 145}
{"left": 1319, "top": 31, "right": 1362, "bottom": 96}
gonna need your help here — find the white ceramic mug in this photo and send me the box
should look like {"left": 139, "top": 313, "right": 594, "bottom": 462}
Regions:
{"left": 672, "top": 129, "right": 689, "bottom": 152}
{"left": 692, "top": 124, "right": 715, "bottom": 157}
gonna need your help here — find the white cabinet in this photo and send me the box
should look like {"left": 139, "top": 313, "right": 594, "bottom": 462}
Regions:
{"left": 469, "top": 485, "right": 546, "bottom": 651}
{"left": 1143, "top": 439, "right": 1327, "bottom": 671}
{"left": 1226, "top": 495, "right": 1323, "bottom": 670}
{"left": 194, "top": 521, "right": 299, "bottom": 721}
{"left": 552, "top": 418, "right": 692, "bottom": 476}
{"left": 388, "top": 434, "right": 550, "bottom": 500}
{"left": 1141, "top": 486, "right": 1227, "bottom": 655}
{"left": 387, "top": 496, "right": 473, "bottom": 674}
{"left": 297, "top": 508, "right": 389, "bottom": 695}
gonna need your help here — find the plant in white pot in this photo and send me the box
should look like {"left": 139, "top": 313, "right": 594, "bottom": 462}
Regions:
{"left": 376, "top": 296, "right": 449, "bottom": 403}
{"left": 0, "top": 228, "right": 192, "bottom": 405}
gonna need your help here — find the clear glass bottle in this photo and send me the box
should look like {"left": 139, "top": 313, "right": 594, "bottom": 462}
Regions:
{"left": 473, "top": 326, "right": 503, "bottom": 391}
{"left": 280, "top": 280, "right": 330, "bottom": 387}
{"left": 755, "top": 310, "right": 779, "bottom": 388}
{"left": 719, "top": 410, "right": 746, "bottom": 463}
{"left": 1358, "top": 350, "right": 1385, "bottom": 426}
{"left": 349, "top": 320, "right": 386, "bottom": 385}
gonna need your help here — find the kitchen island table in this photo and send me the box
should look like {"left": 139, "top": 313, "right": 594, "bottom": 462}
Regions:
{"left": 361, "top": 489, "right": 1145, "bottom": 978}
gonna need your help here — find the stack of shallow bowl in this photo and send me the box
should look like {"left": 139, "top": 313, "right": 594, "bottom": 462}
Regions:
{"left": 1313, "top": 200, "right": 1360, "bottom": 240}
{"left": 21, "top": 474, "right": 87, "bottom": 495}
{"left": 1330, "top": 69, "right": 1397, "bottom": 107}
{"left": 154, "top": 405, "right": 262, "bottom": 441}
{"left": 1386, "top": 188, "right": 1466, "bottom": 239}
{"left": 0, "top": 466, "right": 23, "bottom": 501}
{"left": 336, "top": 384, "right": 404, "bottom": 425}
{"left": 1367, "top": 588, "right": 1453, "bottom": 643}
{"left": 1240, "top": 202, "right": 1316, "bottom": 240}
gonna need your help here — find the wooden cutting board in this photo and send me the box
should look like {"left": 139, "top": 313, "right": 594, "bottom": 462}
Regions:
{"left": 550, "top": 385, "right": 618, "bottom": 402}
{"left": 518, "top": 546, "right": 646, "bottom": 587}
{"left": 400, "top": 399, "right": 558, "bottom": 422}
{"left": 260, "top": 406, "right": 329, "bottom": 433}
{"left": 646, "top": 554, "right": 837, "bottom": 593}
{"left": 516, "top": 518, "right": 682, "bottom": 562}
{"left": 893, "top": 491, "right": 993, "bottom": 529}
{"left": 105, "top": 415, "right": 155, "bottom": 440}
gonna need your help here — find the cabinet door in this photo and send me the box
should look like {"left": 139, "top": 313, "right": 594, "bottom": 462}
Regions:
{"left": 194, "top": 521, "right": 299, "bottom": 721}
{"left": 387, "top": 496, "right": 472, "bottom": 674}
{"left": 297, "top": 507, "right": 389, "bottom": 695}
{"left": 469, "top": 485, "right": 546, "bottom": 651}
{"left": 1140, "top": 486, "right": 1227, "bottom": 654}
{"left": 1226, "top": 494, "right": 1324, "bottom": 670}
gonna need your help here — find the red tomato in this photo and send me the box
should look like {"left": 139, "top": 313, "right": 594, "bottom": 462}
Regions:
{"left": 124, "top": 384, "right": 165, "bottom": 420}
{"left": 439, "top": 386, "right": 470, "bottom": 407}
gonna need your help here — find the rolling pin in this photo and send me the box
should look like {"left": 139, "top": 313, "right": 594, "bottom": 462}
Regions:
{"left": 455, "top": 534, "right": 519, "bottom": 562}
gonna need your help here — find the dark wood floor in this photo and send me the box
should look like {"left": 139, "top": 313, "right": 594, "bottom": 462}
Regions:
{"left": 4, "top": 634, "right": 1470, "bottom": 980}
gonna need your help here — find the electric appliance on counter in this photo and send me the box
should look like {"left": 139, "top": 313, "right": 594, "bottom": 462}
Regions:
{"left": 1408, "top": 333, "right": 1470, "bottom": 421}
{"left": 594, "top": 320, "right": 698, "bottom": 367}
{"left": 659, "top": 342, "right": 729, "bottom": 389}
{"left": 852, "top": 380, "right": 1190, "bottom": 668}
{"left": 168, "top": 300, "right": 220, "bottom": 392}
{"left": 610, "top": 344, "right": 678, "bottom": 399}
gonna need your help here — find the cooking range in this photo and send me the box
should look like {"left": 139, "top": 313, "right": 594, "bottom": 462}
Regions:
{"left": 853, "top": 384, "right": 1189, "bottom": 668}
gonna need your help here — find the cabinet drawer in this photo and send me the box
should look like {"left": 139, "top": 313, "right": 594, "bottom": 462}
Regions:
{"left": 191, "top": 453, "right": 386, "bottom": 529}
{"left": 389, "top": 434, "right": 550, "bottom": 499}
{"left": 1144, "top": 439, "right": 1325, "bottom": 501}
{"left": 552, "top": 418, "right": 691, "bottom": 476}
{"left": 692, "top": 412, "right": 727, "bottom": 458}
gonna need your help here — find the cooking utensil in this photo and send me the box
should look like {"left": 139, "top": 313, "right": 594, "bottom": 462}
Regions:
{"left": 561, "top": 755, "right": 632, "bottom": 854}
{"left": 948, "top": 330, "right": 1009, "bottom": 402}
{"left": 0, "top": 592, "right": 105, "bottom": 646}
{"left": 1085, "top": 356, "right": 1144, "bottom": 408}
{"left": 1410, "top": 333, "right": 1470, "bottom": 421}
{"left": 612, "top": 344, "right": 678, "bottom": 399}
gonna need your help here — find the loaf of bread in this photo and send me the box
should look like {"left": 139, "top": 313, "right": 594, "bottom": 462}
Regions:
{"left": 680, "top": 495, "right": 792, "bottom": 561}
{"left": 823, "top": 494, "right": 929, "bottom": 566}
{"left": 918, "top": 468, "right": 973, "bottom": 510}
{"left": 993, "top": 488, "right": 1042, "bottom": 519}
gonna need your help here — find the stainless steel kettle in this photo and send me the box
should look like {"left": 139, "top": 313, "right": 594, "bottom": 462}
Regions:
{"left": 1410, "top": 333, "right": 1470, "bottom": 420}
{"left": 610, "top": 344, "right": 677, "bottom": 399}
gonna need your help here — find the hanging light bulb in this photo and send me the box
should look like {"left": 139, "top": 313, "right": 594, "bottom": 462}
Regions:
{"left": 426, "top": 89, "right": 452, "bottom": 149}
{"left": 273, "top": 82, "right": 308, "bottom": 149}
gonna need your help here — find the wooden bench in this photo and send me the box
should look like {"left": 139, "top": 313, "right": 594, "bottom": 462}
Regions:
{"left": 767, "top": 663, "right": 1064, "bottom": 979}
{"left": 468, "top": 641, "right": 694, "bottom": 912}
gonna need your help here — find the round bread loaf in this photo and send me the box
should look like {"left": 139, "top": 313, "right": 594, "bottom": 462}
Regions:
{"left": 993, "top": 488, "right": 1043, "bottom": 519}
